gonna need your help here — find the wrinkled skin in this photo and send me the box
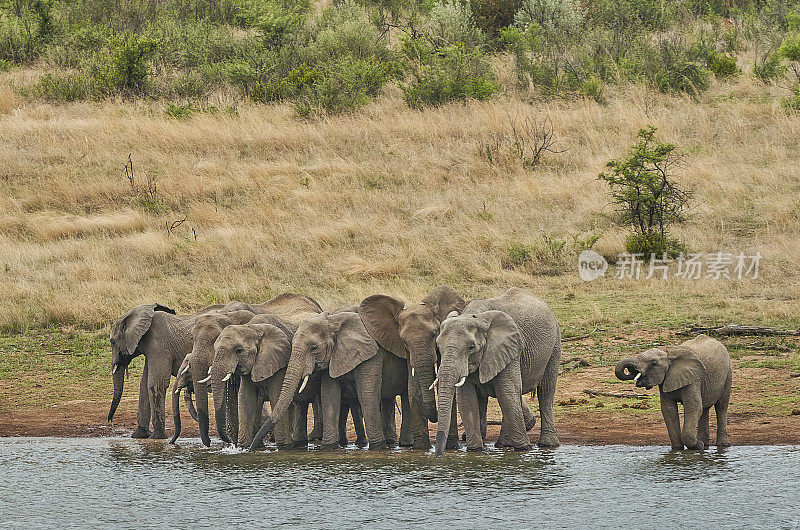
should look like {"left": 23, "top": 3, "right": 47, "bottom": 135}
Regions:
{"left": 615, "top": 334, "right": 732, "bottom": 450}
{"left": 109, "top": 303, "right": 226, "bottom": 439}
{"left": 434, "top": 311, "right": 531, "bottom": 457}
{"left": 249, "top": 311, "right": 404, "bottom": 451}
{"left": 359, "top": 286, "right": 465, "bottom": 450}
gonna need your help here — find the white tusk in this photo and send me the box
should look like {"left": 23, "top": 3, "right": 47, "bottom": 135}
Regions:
{"left": 180, "top": 365, "right": 190, "bottom": 376}
{"left": 207, "top": 366, "right": 212, "bottom": 375}
{"left": 633, "top": 372, "right": 641, "bottom": 383}
{"left": 198, "top": 375, "right": 211, "bottom": 384}
{"left": 454, "top": 376, "right": 467, "bottom": 387}
{"left": 428, "top": 378, "right": 438, "bottom": 391}
{"left": 435, "top": 364, "right": 438, "bottom": 376}
{"left": 298, "top": 375, "right": 309, "bottom": 394}
{"left": 221, "top": 373, "right": 232, "bottom": 382}
{"left": 411, "top": 367, "right": 415, "bottom": 378}
{"left": 112, "top": 364, "right": 118, "bottom": 375}
{"left": 174, "top": 386, "right": 182, "bottom": 395}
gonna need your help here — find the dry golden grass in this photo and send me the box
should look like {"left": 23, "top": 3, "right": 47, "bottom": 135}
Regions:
{"left": 1, "top": 72, "right": 799, "bottom": 332}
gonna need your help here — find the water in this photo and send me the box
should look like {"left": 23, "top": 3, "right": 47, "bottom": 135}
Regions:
{"left": 0, "top": 439, "right": 798, "bottom": 529}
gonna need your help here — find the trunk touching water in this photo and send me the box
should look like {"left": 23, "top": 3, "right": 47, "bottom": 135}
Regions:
{"left": 169, "top": 384, "right": 182, "bottom": 444}
{"left": 408, "top": 340, "right": 439, "bottom": 423}
{"left": 615, "top": 356, "right": 641, "bottom": 380}
{"left": 108, "top": 367, "right": 126, "bottom": 423}
{"left": 194, "top": 360, "right": 212, "bottom": 446}
{"left": 434, "top": 372, "right": 457, "bottom": 457}
{"left": 248, "top": 353, "right": 304, "bottom": 451}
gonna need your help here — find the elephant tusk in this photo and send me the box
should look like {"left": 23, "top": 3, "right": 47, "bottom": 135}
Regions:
{"left": 112, "top": 364, "right": 118, "bottom": 375}
{"left": 435, "top": 364, "right": 438, "bottom": 376}
{"left": 198, "top": 375, "right": 212, "bottom": 384}
{"left": 180, "top": 365, "right": 190, "bottom": 376}
{"left": 428, "top": 378, "right": 438, "bottom": 391}
{"left": 221, "top": 373, "right": 232, "bottom": 382}
{"left": 411, "top": 367, "right": 415, "bottom": 378}
{"left": 207, "top": 366, "right": 212, "bottom": 375}
{"left": 174, "top": 386, "right": 182, "bottom": 395}
{"left": 298, "top": 375, "right": 309, "bottom": 394}
{"left": 633, "top": 372, "right": 641, "bottom": 383}
{"left": 454, "top": 376, "right": 467, "bottom": 387}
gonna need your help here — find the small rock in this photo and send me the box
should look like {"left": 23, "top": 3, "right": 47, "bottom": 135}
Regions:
{"left": 595, "top": 402, "right": 604, "bottom": 408}
{"left": 790, "top": 373, "right": 800, "bottom": 378}
{"left": 791, "top": 409, "right": 800, "bottom": 416}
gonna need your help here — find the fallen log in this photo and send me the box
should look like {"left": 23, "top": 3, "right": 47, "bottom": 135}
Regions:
{"left": 562, "top": 334, "right": 590, "bottom": 342}
{"left": 679, "top": 324, "right": 800, "bottom": 337}
{"left": 583, "top": 389, "right": 650, "bottom": 400}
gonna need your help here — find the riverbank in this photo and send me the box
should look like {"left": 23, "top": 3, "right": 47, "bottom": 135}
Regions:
{"left": 3, "top": 329, "right": 798, "bottom": 445}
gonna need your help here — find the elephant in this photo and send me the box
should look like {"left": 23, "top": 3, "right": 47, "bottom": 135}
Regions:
{"left": 615, "top": 334, "right": 732, "bottom": 450}
{"left": 108, "top": 302, "right": 228, "bottom": 439}
{"left": 248, "top": 310, "right": 410, "bottom": 451}
{"left": 211, "top": 314, "right": 367, "bottom": 449}
{"left": 434, "top": 310, "right": 531, "bottom": 456}
{"left": 358, "top": 285, "right": 466, "bottom": 450}
{"left": 172, "top": 293, "right": 324, "bottom": 446}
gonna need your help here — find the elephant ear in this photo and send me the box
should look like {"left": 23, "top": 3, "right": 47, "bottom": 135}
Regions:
{"left": 662, "top": 346, "right": 706, "bottom": 393}
{"left": 122, "top": 304, "right": 159, "bottom": 356}
{"left": 474, "top": 311, "right": 522, "bottom": 384}
{"left": 422, "top": 286, "right": 466, "bottom": 322}
{"left": 358, "top": 295, "right": 407, "bottom": 359}
{"left": 251, "top": 324, "right": 292, "bottom": 382}
{"left": 153, "top": 303, "right": 176, "bottom": 314}
{"left": 329, "top": 312, "right": 379, "bottom": 378}
{"left": 262, "top": 292, "right": 323, "bottom": 322}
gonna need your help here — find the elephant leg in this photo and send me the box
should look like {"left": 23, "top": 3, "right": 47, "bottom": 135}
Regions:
{"left": 408, "top": 381, "right": 431, "bottom": 450}
{"left": 381, "top": 397, "right": 398, "bottom": 448}
{"left": 496, "top": 407, "right": 510, "bottom": 448}
{"left": 338, "top": 399, "right": 350, "bottom": 447}
{"left": 681, "top": 386, "right": 704, "bottom": 450}
{"left": 698, "top": 407, "right": 710, "bottom": 448}
{"left": 398, "top": 393, "right": 414, "bottom": 447}
{"left": 310, "top": 397, "right": 323, "bottom": 441}
{"left": 446, "top": 399, "right": 460, "bottom": 450}
{"left": 350, "top": 399, "right": 368, "bottom": 447}
{"left": 147, "top": 355, "right": 171, "bottom": 440}
{"left": 479, "top": 394, "right": 488, "bottom": 440}
{"left": 132, "top": 357, "right": 152, "bottom": 438}
{"left": 521, "top": 395, "right": 536, "bottom": 432}
{"left": 320, "top": 376, "right": 342, "bottom": 449}
{"left": 495, "top": 370, "right": 531, "bottom": 451}
{"left": 536, "top": 346, "right": 560, "bottom": 448}
{"left": 354, "top": 359, "right": 386, "bottom": 450}
{"left": 457, "top": 383, "right": 483, "bottom": 451}
{"left": 292, "top": 401, "right": 309, "bottom": 448}
{"left": 237, "top": 377, "right": 261, "bottom": 448}
{"left": 715, "top": 373, "right": 732, "bottom": 447}
{"left": 660, "top": 397, "right": 683, "bottom": 449}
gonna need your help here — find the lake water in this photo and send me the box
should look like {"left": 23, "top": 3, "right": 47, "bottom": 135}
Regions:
{"left": 0, "top": 438, "right": 798, "bottom": 528}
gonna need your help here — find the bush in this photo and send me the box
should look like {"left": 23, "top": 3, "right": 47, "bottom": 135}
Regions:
{"left": 707, "top": 50, "right": 739, "bottom": 77}
{"left": 783, "top": 86, "right": 800, "bottom": 111}
{"left": 754, "top": 51, "right": 784, "bottom": 82}
{"left": 92, "top": 35, "right": 158, "bottom": 96}
{"left": 295, "top": 58, "right": 389, "bottom": 116}
{"left": 625, "top": 232, "right": 685, "bottom": 258}
{"left": 401, "top": 42, "right": 496, "bottom": 108}
{"left": 425, "top": 1, "right": 485, "bottom": 47}
{"left": 514, "top": 0, "right": 583, "bottom": 41}
{"left": 651, "top": 40, "right": 710, "bottom": 96}
{"left": 598, "top": 126, "right": 690, "bottom": 241}
{"left": 470, "top": 0, "right": 524, "bottom": 39}
{"left": 29, "top": 72, "right": 91, "bottom": 101}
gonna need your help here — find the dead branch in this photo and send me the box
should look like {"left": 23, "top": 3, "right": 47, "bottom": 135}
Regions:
{"left": 679, "top": 324, "right": 800, "bottom": 337}
{"left": 562, "top": 334, "right": 590, "bottom": 342}
{"left": 583, "top": 389, "right": 650, "bottom": 400}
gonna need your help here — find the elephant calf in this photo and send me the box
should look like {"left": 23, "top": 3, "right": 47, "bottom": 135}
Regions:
{"left": 615, "top": 334, "right": 732, "bottom": 450}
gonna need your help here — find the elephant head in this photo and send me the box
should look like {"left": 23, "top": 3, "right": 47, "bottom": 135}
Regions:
{"left": 108, "top": 303, "right": 175, "bottom": 423}
{"left": 211, "top": 315, "right": 295, "bottom": 443}
{"left": 183, "top": 309, "right": 254, "bottom": 446}
{"left": 433, "top": 310, "right": 522, "bottom": 457}
{"left": 615, "top": 347, "right": 706, "bottom": 392}
{"left": 248, "top": 311, "right": 378, "bottom": 451}
{"left": 359, "top": 286, "right": 465, "bottom": 423}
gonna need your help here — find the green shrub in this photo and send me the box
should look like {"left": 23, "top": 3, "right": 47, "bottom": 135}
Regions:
{"left": 425, "top": 1, "right": 485, "bottom": 47}
{"left": 754, "top": 51, "right": 785, "bottom": 82}
{"left": 165, "top": 103, "right": 193, "bottom": 119}
{"left": 470, "top": 0, "right": 523, "bottom": 39}
{"left": 580, "top": 77, "right": 604, "bottom": 102}
{"left": 401, "top": 42, "right": 496, "bottom": 108}
{"left": 514, "top": 0, "right": 583, "bottom": 41}
{"left": 779, "top": 33, "right": 800, "bottom": 62}
{"left": 783, "top": 86, "right": 800, "bottom": 112}
{"left": 504, "top": 242, "right": 532, "bottom": 268}
{"left": 707, "top": 50, "right": 739, "bottom": 77}
{"left": 625, "top": 232, "right": 685, "bottom": 259}
{"left": 652, "top": 40, "right": 710, "bottom": 96}
{"left": 92, "top": 35, "right": 158, "bottom": 96}
{"left": 29, "top": 72, "right": 91, "bottom": 101}
{"left": 296, "top": 58, "right": 388, "bottom": 116}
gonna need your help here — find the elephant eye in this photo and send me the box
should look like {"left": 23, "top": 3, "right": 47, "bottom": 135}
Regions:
{"left": 235, "top": 347, "right": 244, "bottom": 355}
{"left": 309, "top": 344, "right": 318, "bottom": 352}
{"left": 650, "top": 360, "right": 658, "bottom": 367}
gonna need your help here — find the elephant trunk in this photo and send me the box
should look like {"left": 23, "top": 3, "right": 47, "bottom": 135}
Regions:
{"left": 185, "top": 388, "right": 198, "bottom": 422}
{"left": 108, "top": 365, "right": 126, "bottom": 423}
{"left": 615, "top": 356, "right": 641, "bottom": 381}
{"left": 249, "top": 352, "right": 304, "bottom": 451}
{"left": 193, "top": 361, "right": 212, "bottom": 446}
{"left": 211, "top": 359, "right": 237, "bottom": 444}
{"left": 434, "top": 372, "right": 457, "bottom": 457}
{"left": 169, "top": 383, "right": 181, "bottom": 444}
{"left": 408, "top": 341, "right": 438, "bottom": 423}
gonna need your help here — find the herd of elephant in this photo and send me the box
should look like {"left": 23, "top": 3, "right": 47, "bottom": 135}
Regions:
{"left": 108, "top": 286, "right": 733, "bottom": 455}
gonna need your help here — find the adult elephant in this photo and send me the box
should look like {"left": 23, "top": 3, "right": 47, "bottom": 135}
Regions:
{"left": 248, "top": 310, "right": 410, "bottom": 451}
{"left": 174, "top": 293, "right": 324, "bottom": 446}
{"left": 358, "top": 286, "right": 466, "bottom": 449}
{"left": 615, "top": 334, "right": 732, "bottom": 450}
{"left": 211, "top": 314, "right": 367, "bottom": 449}
{"left": 435, "top": 288, "right": 561, "bottom": 455}
{"left": 433, "top": 311, "right": 531, "bottom": 456}
{"left": 108, "top": 302, "right": 227, "bottom": 439}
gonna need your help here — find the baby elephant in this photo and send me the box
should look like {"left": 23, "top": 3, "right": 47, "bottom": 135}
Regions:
{"left": 615, "top": 334, "right": 732, "bottom": 450}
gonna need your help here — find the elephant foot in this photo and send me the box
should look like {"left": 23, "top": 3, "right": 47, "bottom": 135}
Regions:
{"left": 445, "top": 437, "right": 461, "bottom": 450}
{"left": 466, "top": 445, "right": 485, "bottom": 452}
{"left": 338, "top": 438, "right": 349, "bottom": 448}
{"left": 717, "top": 440, "right": 731, "bottom": 448}
{"left": 276, "top": 443, "right": 292, "bottom": 451}
{"left": 525, "top": 417, "right": 537, "bottom": 432}
{"left": 671, "top": 444, "right": 684, "bottom": 451}
{"left": 413, "top": 441, "right": 431, "bottom": 450}
{"left": 355, "top": 438, "right": 368, "bottom": 448}
{"left": 320, "top": 442, "right": 340, "bottom": 450}
{"left": 514, "top": 444, "right": 533, "bottom": 452}
{"left": 292, "top": 440, "right": 309, "bottom": 449}
{"left": 368, "top": 441, "right": 388, "bottom": 450}
{"left": 384, "top": 440, "right": 397, "bottom": 449}
{"left": 685, "top": 441, "right": 705, "bottom": 451}
{"left": 536, "top": 433, "right": 559, "bottom": 448}
{"left": 309, "top": 430, "right": 323, "bottom": 441}
{"left": 399, "top": 440, "right": 414, "bottom": 447}
{"left": 131, "top": 427, "right": 152, "bottom": 439}
{"left": 151, "top": 429, "right": 168, "bottom": 440}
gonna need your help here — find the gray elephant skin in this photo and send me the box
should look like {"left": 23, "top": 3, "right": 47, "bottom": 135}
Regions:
{"left": 615, "top": 334, "right": 732, "bottom": 450}
{"left": 212, "top": 313, "right": 367, "bottom": 449}
{"left": 249, "top": 310, "right": 411, "bottom": 451}
{"left": 172, "top": 293, "right": 324, "bottom": 446}
{"left": 434, "top": 310, "right": 532, "bottom": 456}
{"left": 358, "top": 286, "right": 466, "bottom": 450}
